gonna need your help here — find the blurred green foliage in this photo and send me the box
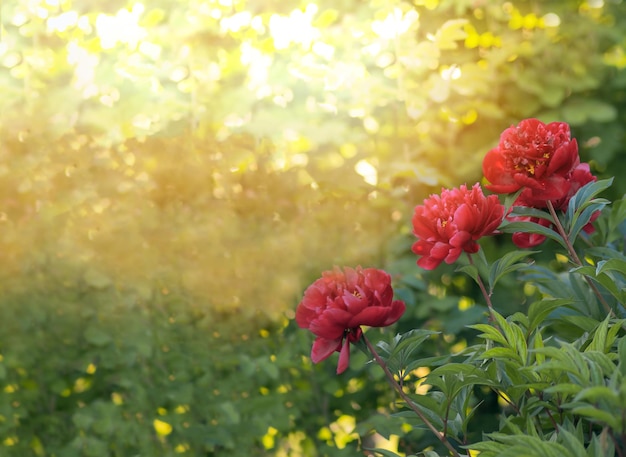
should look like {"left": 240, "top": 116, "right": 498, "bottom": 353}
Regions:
{"left": 0, "top": 0, "right": 625, "bottom": 455}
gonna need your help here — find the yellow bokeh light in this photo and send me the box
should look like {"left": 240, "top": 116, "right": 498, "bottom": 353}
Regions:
{"left": 111, "top": 392, "right": 124, "bottom": 405}
{"left": 153, "top": 419, "right": 173, "bottom": 436}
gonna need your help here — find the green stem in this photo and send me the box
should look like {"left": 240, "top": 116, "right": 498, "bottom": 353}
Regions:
{"left": 362, "top": 334, "right": 461, "bottom": 457}
{"left": 545, "top": 200, "right": 614, "bottom": 317}
{"left": 466, "top": 253, "right": 498, "bottom": 324}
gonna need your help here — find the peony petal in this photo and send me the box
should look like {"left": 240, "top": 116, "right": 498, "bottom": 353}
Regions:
{"left": 324, "top": 307, "right": 353, "bottom": 324}
{"left": 444, "top": 247, "right": 463, "bottom": 264}
{"left": 512, "top": 231, "right": 546, "bottom": 248}
{"left": 485, "top": 182, "right": 521, "bottom": 194}
{"left": 449, "top": 230, "right": 471, "bottom": 248}
{"left": 417, "top": 255, "right": 443, "bottom": 270}
{"left": 381, "top": 300, "right": 406, "bottom": 326}
{"left": 336, "top": 339, "right": 351, "bottom": 374}
{"left": 348, "top": 307, "right": 390, "bottom": 328}
{"left": 311, "top": 337, "right": 342, "bottom": 363}
{"left": 483, "top": 148, "right": 519, "bottom": 193}
{"left": 309, "top": 316, "right": 346, "bottom": 340}
{"left": 453, "top": 204, "right": 476, "bottom": 233}
{"left": 412, "top": 216, "right": 438, "bottom": 240}
{"left": 513, "top": 173, "right": 545, "bottom": 191}
{"left": 412, "top": 240, "right": 434, "bottom": 256}
{"left": 547, "top": 140, "right": 579, "bottom": 176}
{"left": 295, "top": 304, "right": 318, "bottom": 328}
{"left": 430, "top": 241, "right": 452, "bottom": 260}
{"left": 342, "top": 289, "right": 369, "bottom": 314}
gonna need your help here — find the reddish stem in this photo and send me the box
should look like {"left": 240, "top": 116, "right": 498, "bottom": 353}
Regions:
{"left": 545, "top": 200, "right": 614, "bottom": 317}
{"left": 466, "top": 253, "right": 498, "bottom": 325}
{"left": 362, "top": 334, "right": 461, "bottom": 457}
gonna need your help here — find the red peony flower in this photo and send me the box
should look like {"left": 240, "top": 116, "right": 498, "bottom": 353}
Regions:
{"left": 483, "top": 118, "right": 580, "bottom": 206}
{"left": 295, "top": 267, "right": 405, "bottom": 374}
{"left": 411, "top": 183, "right": 505, "bottom": 270}
{"left": 508, "top": 162, "right": 599, "bottom": 248}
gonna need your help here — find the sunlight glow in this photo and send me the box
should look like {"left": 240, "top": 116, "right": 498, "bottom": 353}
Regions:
{"left": 542, "top": 12, "right": 561, "bottom": 27}
{"left": 441, "top": 65, "right": 462, "bottom": 80}
{"left": 220, "top": 11, "right": 252, "bottom": 33}
{"left": 47, "top": 11, "right": 78, "bottom": 32}
{"left": 269, "top": 4, "right": 320, "bottom": 50}
{"left": 96, "top": 4, "right": 147, "bottom": 50}
{"left": 355, "top": 159, "right": 378, "bottom": 186}
{"left": 371, "top": 8, "right": 419, "bottom": 40}
{"left": 239, "top": 41, "right": 272, "bottom": 96}
{"left": 66, "top": 41, "right": 99, "bottom": 98}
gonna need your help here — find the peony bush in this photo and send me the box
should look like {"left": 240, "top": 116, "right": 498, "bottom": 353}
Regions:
{"left": 296, "top": 119, "right": 626, "bottom": 456}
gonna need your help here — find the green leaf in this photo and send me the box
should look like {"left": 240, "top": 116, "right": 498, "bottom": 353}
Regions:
{"left": 543, "top": 383, "right": 583, "bottom": 396}
{"left": 469, "top": 323, "right": 508, "bottom": 347}
{"left": 571, "top": 265, "right": 626, "bottom": 303}
{"left": 460, "top": 248, "right": 490, "bottom": 285}
{"left": 597, "top": 258, "right": 626, "bottom": 276}
{"left": 480, "top": 347, "right": 523, "bottom": 365}
{"left": 389, "top": 329, "right": 439, "bottom": 358}
{"left": 586, "top": 429, "right": 615, "bottom": 457}
{"left": 583, "top": 351, "right": 618, "bottom": 378}
{"left": 219, "top": 401, "right": 241, "bottom": 425}
{"left": 556, "top": 427, "right": 587, "bottom": 457}
{"left": 562, "top": 98, "right": 618, "bottom": 124}
{"left": 573, "top": 386, "right": 619, "bottom": 405}
{"left": 569, "top": 405, "right": 620, "bottom": 429}
{"left": 480, "top": 433, "right": 573, "bottom": 457}
{"left": 584, "top": 315, "right": 611, "bottom": 353}
{"left": 503, "top": 188, "right": 524, "bottom": 212}
{"left": 363, "top": 448, "right": 403, "bottom": 457}
{"left": 84, "top": 326, "right": 113, "bottom": 347}
{"left": 530, "top": 329, "right": 545, "bottom": 364}
{"left": 498, "top": 220, "right": 566, "bottom": 249}
{"left": 393, "top": 395, "right": 445, "bottom": 430}
{"left": 457, "top": 264, "right": 479, "bottom": 283}
{"left": 508, "top": 206, "right": 554, "bottom": 222}
{"left": 534, "top": 344, "right": 590, "bottom": 383}
{"left": 565, "top": 178, "right": 613, "bottom": 229}
{"left": 527, "top": 298, "right": 572, "bottom": 330}
{"left": 560, "top": 315, "right": 600, "bottom": 333}
{"left": 488, "top": 250, "right": 539, "bottom": 291}
{"left": 568, "top": 200, "right": 609, "bottom": 243}
{"left": 493, "top": 312, "right": 528, "bottom": 360}
{"left": 618, "top": 336, "right": 626, "bottom": 375}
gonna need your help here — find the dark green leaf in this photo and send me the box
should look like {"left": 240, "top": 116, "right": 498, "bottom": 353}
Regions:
{"left": 508, "top": 206, "right": 554, "bottom": 222}
{"left": 499, "top": 221, "right": 566, "bottom": 248}
{"left": 568, "top": 201, "right": 609, "bottom": 243}
{"left": 488, "top": 250, "right": 539, "bottom": 291}
{"left": 573, "top": 386, "right": 619, "bottom": 405}
{"left": 556, "top": 427, "right": 587, "bottom": 457}
{"left": 565, "top": 178, "right": 613, "bottom": 228}
{"left": 568, "top": 405, "right": 620, "bottom": 429}
{"left": 363, "top": 448, "right": 403, "bottom": 457}
{"left": 527, "top": 298, "right": 572, "bottom": 330}
{"left": 469, "top": 323, "right": 509, "bottom": 346}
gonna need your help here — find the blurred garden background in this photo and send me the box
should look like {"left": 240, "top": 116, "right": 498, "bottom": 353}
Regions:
{"left": 1, "top": 0, "right": 626, "bottom": 455}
